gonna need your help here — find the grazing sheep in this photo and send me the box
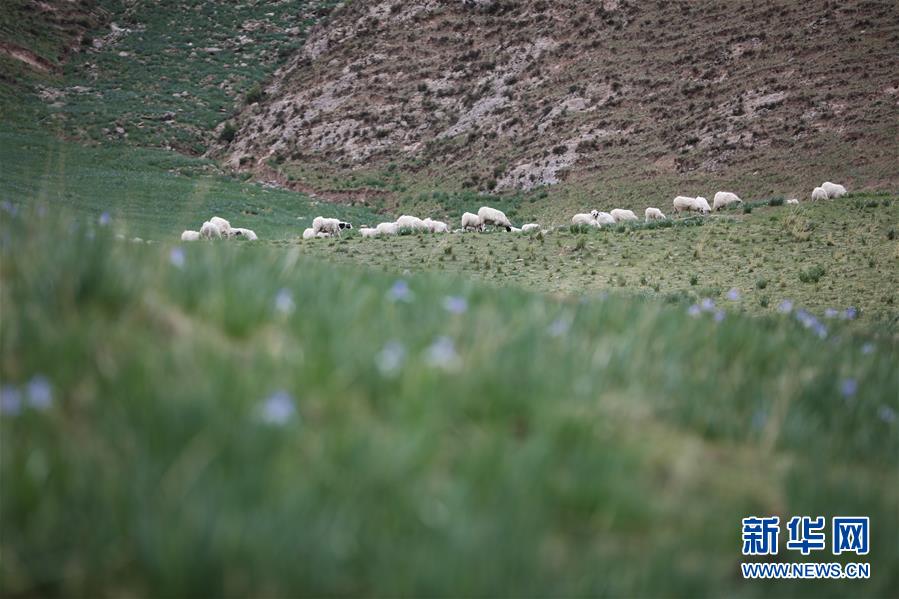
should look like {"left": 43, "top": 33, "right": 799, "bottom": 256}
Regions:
{"left": 712, "top": 191, "right": 743, "bottom": 211}
{"left": 786, "top": 198, "right": 799, "bottom": 205}
{"left": 521, "top": 223, "right": 540, "bottom": 232}
{"left": 571, "top": 212, "right": 598, "bottom": 227}
{"left": 596, "top": 211, "right": 616, "bottom": 225}
{"left": 359, "top": 227, "right": 378, "bottom": 238}
{"left": 510, "top": 226, "right": 523, "bottom": 233}
{"left": 610, "top": 208, "right": 638, "bottom": 222}
{"left": 477, "top": 206, "right": 512, "bottom": 231}
{"left": 313, "top": 216, "right": 342, "bottom": 235}
{"left": 181, "top": 230, "right": 200, "bottom": 241}
{"left": 673, "top": 196, "right": 710, "bottom": 215}
{"left": 200, "top": 220, "right": 222, "bottom": 239}
{"left": 811, "top": 186, "right": 828, "bottom": 201}
{"left": 423, "top": 218, "right": 450, "bottom": 233}
{"left": 694, "top": 197, "right": 711, "bottom": 214}
{"left": 302, "top": 227, "right": 315, "bottom": 240}
{"left": 821, "top": 181, "right": 847, "bottom": 199}
{"left": 231, "top": 227, "right": 258, "bottom": 240}
{"left": 461, "top": 212, "right": 483, "bottom": 231}
{"left": 645, "top": 207, "right": 666, "bottom": 221}
{"left": 210, "top": 216, "right": 232, "bottom": 235}
{"left": 376, "top": 221, "right": 399, "bottom": 236}
{"left": 396, "top": 215, "right": 428, "bottom": 231}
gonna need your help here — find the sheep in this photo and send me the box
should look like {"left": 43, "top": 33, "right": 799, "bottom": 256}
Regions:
{"left": 610, "top": 209, "right": 638, "bottom": 222}
{"left": 312, "top": 216, "right": 341, "bottom": 235}
{"left": 644, "top": 207, "right": 666, "bottom": 221}
{"left": 673, "top": 196, "right": 710, "bottom": 215}
{"left": 510, "top": 226, "right": 522, "bottom": 233}
{"left": 396, "top": 215, "right": 428, "bottom": 231}
{"left": 231, "top": 227, "right": 257, "bottom": 240}
{"left": 200, "top": 220, "right": 222, "bottom": 239}
{"left": 423, "top": 218, "right": 450, "bottom": 233}
{"left": 521, "top": 223, "right": 540, "bottom": 232}
{"left": 376, "top": 221, "right": 399, "bottom": 236}
{"left": 359, "top": 227, "right": 379, "bottom": 238}
{"left": 571, "top": 212, "right": 598, "bottom": 227}
{"left": 712, "top": 191, "right": 743, "bottom": 211}
{"left": 596, "top": 211, "right": 616, "bottom": 225}
{"left": 461, "top": 212, "right": 483, "bottom": 231}
{"left": 477, "top": 206, "right": 512, "bottom": 231}
{"left": 821, "top": 181, "right": 847, "bottom": 199}
{"left": 302, "top": 227, "right": 315, "bottom": 240}
{"left": 210, "top": 216, "right": 232, "bottom": 235}
{"left": 811, "top": 186, "right": 828, "bottom": 201}
{"left": 181, "top": 230, "right": 200, "bottom": 241}
{"left": 786, "top": 198, "right": 799, "bottom": 205}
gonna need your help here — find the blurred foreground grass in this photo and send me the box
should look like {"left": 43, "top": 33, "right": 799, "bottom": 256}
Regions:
{"left": 1, "top": 209, "right": 897, "bottom": 597}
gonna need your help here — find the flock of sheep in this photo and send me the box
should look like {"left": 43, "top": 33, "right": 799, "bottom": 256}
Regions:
{"left": 177, "top": 182, "right": 848, "bottom": 242}
{"left": 181, "top": 216, "right": 257, "bottom": 241}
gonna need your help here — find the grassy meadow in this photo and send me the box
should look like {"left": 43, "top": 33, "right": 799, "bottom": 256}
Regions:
{"left": 2, "top": 0, "right": 898, "bottom": 596}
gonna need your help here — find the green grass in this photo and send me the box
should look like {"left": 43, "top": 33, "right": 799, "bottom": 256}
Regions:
{"left": 2, "top": 210, "right": 897, "bottom": 597}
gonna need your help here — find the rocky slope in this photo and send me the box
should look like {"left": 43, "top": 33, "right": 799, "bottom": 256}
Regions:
{"left": 217, "top": 0, "right": 899, "bottom": 197}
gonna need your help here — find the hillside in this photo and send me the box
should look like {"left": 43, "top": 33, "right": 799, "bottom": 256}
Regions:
{"left": 215, "top": 0, "right": 899, "bottom": 203}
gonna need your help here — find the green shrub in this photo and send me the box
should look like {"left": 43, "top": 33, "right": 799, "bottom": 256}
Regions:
{"left": 799, "top": 265, "right": 826, "bottom": 283}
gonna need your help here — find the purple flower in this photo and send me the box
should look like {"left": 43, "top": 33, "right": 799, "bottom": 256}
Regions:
{"left": 726, "top": 288, "right": 741, "bottom": 301}
{"left": 98, "top": 212, "right": 111, "bottom": 226}
{"left": 26, "top": 376, "right": 53, "bottom": 410}
{"left": 425, "top": 336, "right": 460, "bottom": 371}
{"left": 878, "top": 406, "right": 896, "bottom": 424}
{"left": 376, "top": 340, "right": 406, "bottom": 377}
{"left": 840, "top": 378, "right": 858, "bottom": 398}
{"left": 687, "top": 304, "right": 701, "bottom": 317}
{"left": 548, "top": 317, "right": 571, "bottom": 337}
{"left": 259, "top": 391, "right": 295, "bottom": 425}
{"left": 0, "top": 201, "right": 18, "bottom": 216}
{"left": 778, "top": 300, "right": 793, "bottom": 314}
{"left": 387, "top": 279, "right": 413, "bottom": 302}
{"left": 714, "top": 309, "right": 726, "bottom": 323}
{"left": 812, "top": 322, "right": 828, "bottom": 339}
{"left": 442, "top": 296, "right": 468, "bottom": 315}
{"left": 700, "top": 298, "right": 715, "bottom": 311}
{"left": 842, "top": 307, "right": 858, "bottom": 321}
{"left": 169, "top": 247, "right": 185, "bottom": 268}
{"left": 751, "top": 409, "right": 767, "bottom": 431}
{"left": 824, "top": 308, "right": 839, "bottom": 319}
{"left": 274, "top": 288, "right": 295, "bottom": 315}
{"left": 861, "top": 343, "right": 874, "bottom": 355}
{"left": 0, "top": 386, "right": 22, "bottom": 416}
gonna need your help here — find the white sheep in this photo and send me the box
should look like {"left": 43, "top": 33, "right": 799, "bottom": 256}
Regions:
{"left": 821, "top": 181, "right": 847, "bottom": 199}
{"left": 302, "top": 227, "right": 315, "bottom": 240}
{"left": 521, "top": 223, "right": 540, "bottom": 232}
{"left": 181, "top": 230, "right": 200, "bottom": 241}
{"left": 786, "top": 198, "right": 799, "bottom": 205}
{"left": 712, "top": 191, "right": 743, "bottom": 211}
{"left": 423, "top": 218, "right": 450, "bottom": 233}
{"left": 313, "top": 216, "right": 340, "bottom": 235}
{"left": 673, "top": 196, "right": 710, "bottom": 215}
{"left": 610, "top": 208, "right": 638, "bottom": 222}
{"left": 200, "top": 220, "right": 222, "bottom": 239}
{"left": 644, "top": 207, "right": 666, "bottom": 221}
{"left": 694, "top": 197, "right": 711, "bottom": 214}
{"left": 477, "top": 206, "right": 512, "bottom": 231}
{"left": 461, "top": 212, "right": 483, "bottom": 231}
{"left": 210, "top": 216, "right": 231, "bottom": 235}
{"left": 811, "top": 187, "right": 828, "bottom": 201}
{"left": 596, "top": 211, "right": 616, "bottom": 225}
{"left": 359, "top": 227, "right": 379, "bottom": 238}
{"left": 396, "top": 215, "right": 427, "bottom": 231}
{"left": 376, "top": 221, "right": 399, "bottom": 236}
{"left": 571, "top": 212, "right": 598, "bottom": 227}
{"left": 510, "top": 226, "right": 522, "bottom": 233}
{"left": 231, "top": 227, "right": 258, "bottom": 240}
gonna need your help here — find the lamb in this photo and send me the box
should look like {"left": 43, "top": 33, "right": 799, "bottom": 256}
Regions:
{"left": 596, "top": 211, "right": 616, "bottom": 225}
{"left": 302, "top": 227, "right": 315, "bottom": 240}
{"left": 461, "top": 212, "right": 483, "bottom": 231}
{"left": 811, "top": 187, "right": 828, "bottom": 201}
{"left": 200, "top": 220, "right": 222, "bottom": 239}
{"left": 571, "top": 212, "right": 599, "bottom": 227}
{"left": 210, "top": 216, "right": 231, "bottom": 235}
{"left": 423, "top": 218, "right": 450, "bottom": 233}
{"left": 610, "top": 209, "right": 638, "bottom": 222}
{"left": 359, "top": 227, "right": 379, "bottom": 238}
{"left": 231, "top": 227, "right": 257, "bottom": 241}
{"left": 821, "top": 181, "right": 847, "bottom": 199}
{"left": 712, "top": 191, "right": 743, "bottom": 211}
{"left": 181, "top": 230, "right": 200, "bottom": 241}
{"left": 673, "top": 196, "right": 710, "bottom": 215}
{"left": 644, "top": 207, "right": 666, "bottom": 221}
{"left": 786, "top": 198, "right": 799, "bottom": 205}
{"left": 477, "top": 206, "right": 513, "bottom": 231}
{"left": 376, "top": 221, "right": 399, "bottom": 236}
{"left": 510, "top": 226, "right": 522, "bottom": 233}
{"left": 521, "top": 223, "right": 540, "bottom": 232}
